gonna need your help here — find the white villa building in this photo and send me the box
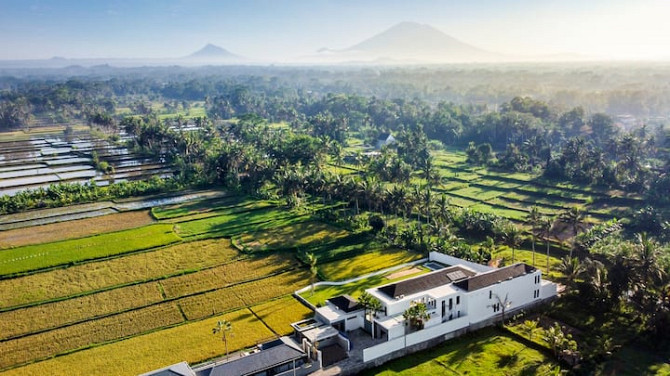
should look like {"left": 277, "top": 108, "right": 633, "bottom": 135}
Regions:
{"left": 310, "top": 251, "right": 557, "bottom": 363}
{"left": 145, "top": 252, "right": 558, "bottom": 376}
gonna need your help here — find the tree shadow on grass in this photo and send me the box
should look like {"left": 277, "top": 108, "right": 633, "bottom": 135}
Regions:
{"left": 362, "top": 329, "right": 497, "bottom": 375}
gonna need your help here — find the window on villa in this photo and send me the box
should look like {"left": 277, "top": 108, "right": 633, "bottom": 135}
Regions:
{"left": 489, "top": 291, "right": 492, "bottom": 299}
{"left": 449, "top": 298, "right": 453, "bottom": 310}
{"left": 456, "top": 296, "right": 460, "bottom": 305}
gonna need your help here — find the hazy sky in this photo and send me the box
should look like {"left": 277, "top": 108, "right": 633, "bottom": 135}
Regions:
{"left": 1, "top": 0, "right": 669, "bottom": 61}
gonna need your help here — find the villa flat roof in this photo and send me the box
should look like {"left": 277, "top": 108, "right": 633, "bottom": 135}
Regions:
{"left": 453, "top": 263, "right": 535, "bottom": 292}
{"left": 378, "top": 265, "right": 475, "bottom": 299}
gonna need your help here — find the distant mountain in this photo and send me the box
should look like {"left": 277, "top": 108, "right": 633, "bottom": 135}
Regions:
{"left": 316, "top": 22, "right": 500, "bottom": 63}
{"left": 186, "top": 44, "right": 241, "bottom": 60}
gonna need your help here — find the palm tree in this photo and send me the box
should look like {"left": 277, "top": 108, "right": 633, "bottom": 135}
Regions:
{"left": 543, "top": 323, "right": 577, "bottom": 358}
{"left": 491, "top": 293, "right": 512, "bottom": 324}
{"left": 403, "top": 302, "right": 430, "bottom": 331}
{"left": 559, "top": 257, "right": 584, "bottom": 292}
{"left": 212, "top": 319, "right": 233, "bottom": 360}
{"left": 435, "top": 194, "right": 451, "bottom": 225}
{"left": 520, "top": 319, "right": 539, "bottom": 342}
{"left": 526, "top": 206, "right": 542, "bottom": 267}
{"left": 559, "top": 207, "right": 586, "bottom": 259}
{"left": 421, "top": 188, "right": 434, "bottom": 226}
{"left": 503, "top": 224, "right": 522, "bottom": 263}
{"left": 306, "top": 252, "right": 318, "bottom": 296}
{"left": 482, "top": 236, "right": 496, "bottom": 264}
{"left": 631, "top": 233, "right": 666, "bottom": 292}
{"left": 358, "top": 292, "right": 383, "bottom": 339}
{"left": 539, "top": 216, "right": 554, "bottom": 273}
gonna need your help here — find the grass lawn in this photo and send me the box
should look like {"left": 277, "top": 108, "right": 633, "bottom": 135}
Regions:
{"left": 0, "top": 210, "right": 155, "bottom": 248}
{"left": 302, "top": 266, "right": 428, "bottom": 307}
{"left": 0, "top": 224, "right": 181, "bottom": 276}
{"left": 492, "top": 245, "right": 563, "bottom": 280}
{"left": 236, "top": 221, "right": 350, "bottom": 252}
{"left": 319, "top": 248, "right": 424, "bottom": 281}
{"left": 360, "top": 327, "right": 561, "bottom": 376}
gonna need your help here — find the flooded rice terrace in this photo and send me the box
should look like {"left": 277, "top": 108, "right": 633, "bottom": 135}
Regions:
{"left": 0, "top": 131, "right": 173, "bottom": 197}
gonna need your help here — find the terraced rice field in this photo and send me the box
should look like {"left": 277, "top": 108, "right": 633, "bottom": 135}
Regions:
{"left": 0, "top": 132, "right": 170, "bottom": 197}
{"left": 0, "top": 224, "right": 181, "bottom": 276}
{"left": 0, "top": 210, "right": 155, "bottom": 248}
{"left": 0, "top": 308, "right": 275, "bottom": 376}
{"left": 430, "top": 149, "right": 642, "bottom": 225}
{"left": 0, "top": 194, "right": 333, "bottom": 375}
{"left": 0, "top": 238, "right": 239, "bottom": 309}
{"left": 249, "top": 297, "right": 313, "bottom": 336}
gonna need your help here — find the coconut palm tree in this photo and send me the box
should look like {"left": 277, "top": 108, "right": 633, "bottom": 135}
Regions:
{"left": 559, "top": 207, "right": 586, "bottom": 259}
{"left": 503, "top": 224, "right": 522, "bottom": 263}
{"left": 539, "top": 216, "right": 554, "bottom": 273}
{"left": 520, "top": 319, "right": 539, "bottom": 342}
{"left": 559, "top": 257, "right": 584, "bottom": 292}
{"left": 403, "top": 302, "right": 430, "bottom": 331}
{"left": 212, "top": 319, "right": 233, "bottom": 360}
{"left": 358, "top": 291, "right": 383, "bottom": 338}
{"left": 306, "top": 252, "right": 318, "bottom": 296}
{"left": 491, "top": 293, "right": 512, "bottom": 324}
{"left": 526, "top": 206, "right": 542, "bottom": 266}
{"left": 631, "top": 233, "right": 666, "bottom": 292}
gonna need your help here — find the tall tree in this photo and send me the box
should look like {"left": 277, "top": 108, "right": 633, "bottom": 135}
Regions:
{"left": 559, "top": 207, "right": 586, "bottom": 259}
{"left": 526, "top": 206, "right": 542, "bottom": 267}
{"left": 212, "top": 319, "right": 233, "bottom": 360}
{"left": 503, "top": 224, "right": 522, "bottom": 263}
{"left": 539, "top": 217, "right": 554, "bottom": 273}
{"left": 306, "top": 252, "right": 319, "bottom": 296}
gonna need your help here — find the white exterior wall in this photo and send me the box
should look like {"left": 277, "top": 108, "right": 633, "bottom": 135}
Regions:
{"left": 344, "top": 312, "right": 364, "bottom": 331}
{"left": 541, "top": 279, "right": 557, "bottom": 299}
{"left": 364, "top": 316, "right": 470, "bottom": 362}
{"left": 465, "top": 271, "right": 541, "bottom": 324}
{"left": 363, "top": 337, "right": 405, "bottom": 362}
{"left": 387, "top": 323, "right": 405, "bottom": 340}
{"left": 405, "top": 315, "right": 468, "bottom": 347}
{"left": 429, "top": 251, "right": 492, "bottom": 273}
{"left": 384, "top": 294, "right": 431, "bottom": 317}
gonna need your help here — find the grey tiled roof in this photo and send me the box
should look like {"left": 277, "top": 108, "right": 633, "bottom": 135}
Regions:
{"left": 378, "top": 266, "right": 475, "bottom": 299}
{"left": 328, "top": 295, "right": 362, "bottom": 313}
